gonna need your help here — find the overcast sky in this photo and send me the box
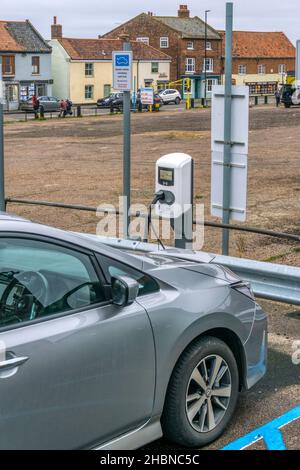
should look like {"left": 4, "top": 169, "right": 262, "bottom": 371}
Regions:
{"left": 2, "top": 0, "right": 300, "bottom": 44}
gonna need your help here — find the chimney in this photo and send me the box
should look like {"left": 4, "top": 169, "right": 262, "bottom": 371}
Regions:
{"left": 51, "top": 16, "right": 62, "bottom": 39}
{"left": 148, "top": 11, "right": 153, "bottom": 16}
{"left": 178, "top": 5, "right": 190, "bottom": 18}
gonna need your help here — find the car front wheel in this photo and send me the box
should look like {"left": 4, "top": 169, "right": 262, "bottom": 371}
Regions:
{"left": 162, "top": 336, "right": 239, "bottom": 448}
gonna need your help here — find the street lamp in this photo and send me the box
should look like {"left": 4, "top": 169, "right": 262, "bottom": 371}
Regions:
{"left": 204, "top": 9, "right": 211, "bottom": 105}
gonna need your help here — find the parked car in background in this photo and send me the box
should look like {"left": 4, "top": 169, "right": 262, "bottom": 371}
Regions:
{"left": 20, "top": 96, "right": 60, "bottom": 113}
{"left": 0, "top": 213, "right": 267, "bottom": 450}
{"left": 280, "top": 84, "right": 299, "bottom": 108}
{"left": 97, "top": 93, "right": 123, "bottom": 108}
{"left": 159, "top": 89, "right": 182, "bottom": 105}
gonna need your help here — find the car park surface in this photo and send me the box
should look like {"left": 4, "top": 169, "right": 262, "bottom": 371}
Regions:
{"left": 2, "top": 106, "right": 300, "bottom": 450}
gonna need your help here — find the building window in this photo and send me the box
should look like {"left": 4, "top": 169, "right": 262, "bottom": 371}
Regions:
{"left": 185, "top": 58, "right": 195, "bottom": 73}
{"left": 187, "top": 41, "right": 194, "bottom": 50}
{"left": 206, "top": 41, "right": 212, "bottom": 50}
{"left": 85, "top": 85, "right": 94, "bottom": 100}
{"left": 136, "top": 37, "right": 149, "bottom": 45}
{"left": 203, "top": 58, "right": 214, "bottom": 72}
{"left": 206, "top": 78, "right": 218, "bottom": 92}
{"left": 151, "top": 62, "right": 159, "bottom": 73}
{"left": 2, "top": 56, "right": 15, "bottom": 76}
{"left": 31, "top": 56, "right": 40, "bottom": 75}
{"left": 278, "top": 64, "right": 286, "bottom": 74}
{"left": 258, "top": 64, "right": 266, "bottom": 74}
{"left": 85, "top": 63, "right": 94, "bottom": 77}
{"left": 238, "top": 64, "right": 247, "bottom": 75}
{"left": 160, "top": 37, "right": 169, "bottom": 48}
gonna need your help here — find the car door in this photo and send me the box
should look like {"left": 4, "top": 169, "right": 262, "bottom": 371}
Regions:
{"left": 48, "top": 97, "right": 58, "bottom": 112}
{"left": 39, "top": 97, "right": 49, "bottom": 111}
{"left": 0, "top": 235, "right": 155, "bottom": 449}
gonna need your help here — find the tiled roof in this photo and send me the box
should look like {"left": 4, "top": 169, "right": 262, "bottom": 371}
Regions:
{"left": 58, "top": 38, "right": 172, "bottom": 61}
{"left": 0, "top": 20, "right": 51, "bottom": 53}
{"left": 154, "top": 16, "right": 221, "bottom": 40}
{"left": 219, "top": 31, "right": 295, "bottom": 58}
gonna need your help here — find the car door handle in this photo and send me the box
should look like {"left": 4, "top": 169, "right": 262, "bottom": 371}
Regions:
{"left": 0, "top": 356, "right": 29, "bottom": 371}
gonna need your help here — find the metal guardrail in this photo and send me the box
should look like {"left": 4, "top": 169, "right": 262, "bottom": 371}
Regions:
{"left": 5, "top": 198, "right": 300, "bottom": 242}
{"left": 4, "top": 198, "right": 300, "bottom": 305}
{"left": 213, "top": 255, "right": 300, "bottom": 306}
{"left": 91, "top": 236, "right": 300, "bottom": 306}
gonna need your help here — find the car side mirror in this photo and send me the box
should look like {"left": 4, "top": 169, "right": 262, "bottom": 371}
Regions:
{"left": 111, "top": 275, "right": 139, "bottom": 307}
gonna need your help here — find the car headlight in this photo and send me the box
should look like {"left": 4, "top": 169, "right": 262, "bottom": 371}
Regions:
{"left": 231, "top": 281, "right": 255, "bottom": 301}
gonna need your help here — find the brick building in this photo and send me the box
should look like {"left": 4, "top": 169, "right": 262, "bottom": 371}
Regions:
{"left": 102, "top": 5, "right": 222, "bottom": 99}
{"left": 220, "top": 31, "right": 295, "bottom": 94}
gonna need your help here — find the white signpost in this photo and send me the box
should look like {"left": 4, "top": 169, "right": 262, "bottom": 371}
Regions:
{"left": 112, "top": 51, "right": 133, "bottom": 91}
{"left": 211, "top": 84, "right": 249, "bottom": 222}
{"left": 140, "top": 87, "right": 154, "bottom": 105}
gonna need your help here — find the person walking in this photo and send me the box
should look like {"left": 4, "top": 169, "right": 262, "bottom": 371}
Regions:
{"left": 32, "top": 95, "right": 39, "bottom": 118}
{"left": 275, "top": 89, "right": 281, "bottom": 107}
{"left": 59, "top": 99, "right": 67, "bottom": 118}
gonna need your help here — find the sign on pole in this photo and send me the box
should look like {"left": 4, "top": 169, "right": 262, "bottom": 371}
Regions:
{"left": 140, "top": 87, "right": 154, "bottom": 105}
{"left": 211, "top": 84, "right": 249, "bottom": 222}
{"left": 112, "top": 51, "right": 133, "bottom": 91}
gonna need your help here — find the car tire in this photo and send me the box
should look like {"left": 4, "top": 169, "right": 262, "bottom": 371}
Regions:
{"left": 175, "top": 97, "right": 180, "bottom": 105}
{"left": 162, "top": 336, "right": 239, "bottom": 448}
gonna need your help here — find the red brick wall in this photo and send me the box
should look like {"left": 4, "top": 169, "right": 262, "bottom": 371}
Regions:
{"left": 103, "top": 14, "right": 181, "bottom": 81}
{"left": 232, "top": 58, "right": 295, "bottom": 75}
{"left": 103, "top": 13, "right": 222, "bottom": 81}
{"left": 179, "top": 38, "right": 222, "bottom": 77}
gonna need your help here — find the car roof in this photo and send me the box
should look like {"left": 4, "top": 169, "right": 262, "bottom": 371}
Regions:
{"left": 0, "top": 216, "right": 144, "bottom": 270}
{"left": 0, "top": 212, "right": 29, "bottom": 222}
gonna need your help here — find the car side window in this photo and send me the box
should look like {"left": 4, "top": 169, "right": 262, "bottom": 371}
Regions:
{"left": 0, "top": 238, "right": 106, "bottom": 328}
{"left": 96, "top": 255, "right": 159, "bottom": 297}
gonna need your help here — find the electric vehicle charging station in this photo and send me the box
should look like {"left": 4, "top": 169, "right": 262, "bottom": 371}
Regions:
{"left": 154, "top": 153, "right": 194, "bottom": 249}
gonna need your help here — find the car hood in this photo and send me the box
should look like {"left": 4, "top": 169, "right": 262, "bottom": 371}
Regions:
{"left": 141, "top": 250, "right": 241, "bottom": 284}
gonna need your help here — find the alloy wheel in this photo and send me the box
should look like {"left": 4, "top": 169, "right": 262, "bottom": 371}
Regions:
{"left": 185, "top": 354, "right": 232, "bottom": 433}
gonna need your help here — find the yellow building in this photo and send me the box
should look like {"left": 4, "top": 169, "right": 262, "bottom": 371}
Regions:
{"left": 49, "top": 19, "right": 171, "bottom": 103}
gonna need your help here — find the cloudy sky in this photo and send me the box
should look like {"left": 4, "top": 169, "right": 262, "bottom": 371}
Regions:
{"left": 2, "top": 0, "right": 299, "bottom": 44}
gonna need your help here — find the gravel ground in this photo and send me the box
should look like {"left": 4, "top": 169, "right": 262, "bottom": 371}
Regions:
{"left": 4, "top": 105, "right": 300, "bottom": 262}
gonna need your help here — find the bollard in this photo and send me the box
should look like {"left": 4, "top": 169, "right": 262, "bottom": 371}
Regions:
{"left": 191, "top": 98, "right": 195, "bottom": 109}
{"left": 264, "top": 95, "right": 268, "bottom": 105}
{"left": 39, "top": 108, "right": 45, "bottom": 119}
{"left": 77, "top": 105, "right": 82, "bottom": 117}
{"left": 255, "top": 96, "right": 258, "bottom": 106}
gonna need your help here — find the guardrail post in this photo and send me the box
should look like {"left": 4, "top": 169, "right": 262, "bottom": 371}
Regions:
{"left": 255, "top": 96, "right": 258, "bottom": 106}
{"left": 265, "top": 95, "right": 268, "bottom": 105}
{"left": 77, "top": 105, "right": 82, "bottom": 117}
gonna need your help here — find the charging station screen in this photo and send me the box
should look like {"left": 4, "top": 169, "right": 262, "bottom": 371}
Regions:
{"left": 159, "top": 168, "right": 174, "bottom": 186}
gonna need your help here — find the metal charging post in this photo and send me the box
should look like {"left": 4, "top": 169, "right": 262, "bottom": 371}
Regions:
{"left": 0, "top": 57, "right": 5, "bottom": 212}
{"left": 222, "top": 3, "right": 233, "bottom": 255}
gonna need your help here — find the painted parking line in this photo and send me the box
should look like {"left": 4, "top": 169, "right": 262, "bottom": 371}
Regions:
{"left": 222, "top": 406, "right": 300, "bottom": 450}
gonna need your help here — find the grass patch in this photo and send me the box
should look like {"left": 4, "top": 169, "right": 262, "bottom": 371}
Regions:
{"left": 264, "top": 251, "right": 291, "bottom": 262}
{"left": 293, "top": 246, "right": 300, "bottom": 253}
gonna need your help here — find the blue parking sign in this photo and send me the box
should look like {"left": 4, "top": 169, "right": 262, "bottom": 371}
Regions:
{"left": 112, "top": 51, "right": 133, "bottom": 91}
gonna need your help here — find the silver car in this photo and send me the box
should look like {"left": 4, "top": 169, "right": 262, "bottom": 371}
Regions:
{"left": 19, "top": 96, "right": 60, "bottom": 113}
{"left": 0, "top": 213, "right": 267, "bottom": 450}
